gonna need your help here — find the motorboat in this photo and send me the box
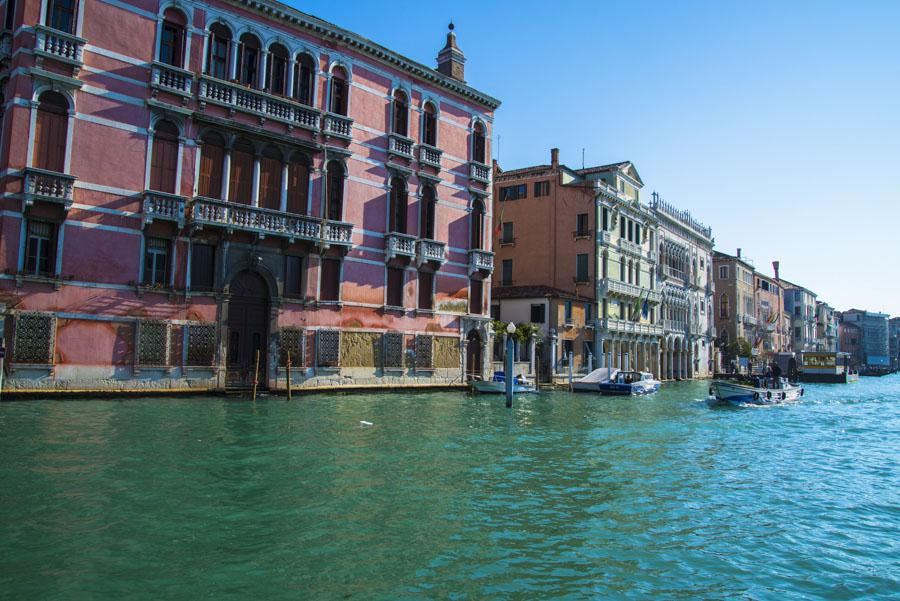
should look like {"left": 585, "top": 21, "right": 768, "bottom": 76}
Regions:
{"left": 709, "top": 377, "right": 804, "bottom": 406}
{"left": 572, "top": 368, "right": 661, "bottom": 396}
{"left": 471, "top": 371, "right": 537, "bottom": 394}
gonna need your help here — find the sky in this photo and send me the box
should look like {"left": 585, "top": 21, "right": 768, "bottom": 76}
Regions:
{"left": 290, "top": 0, "right": 900, "bottom": 315}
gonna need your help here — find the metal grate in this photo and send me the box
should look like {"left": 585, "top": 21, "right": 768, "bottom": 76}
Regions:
{"left": 279, "top": 328, "right": 305, "bottom": 367}
{"left": 137, "top": 320, "right": 169, "bottom": 366}
{"left": 415, "top": 334, "right": 433, "bottom": 369}
{"left": 317, "top": 329, "right": 340, "bottom": 367}
{"left": 383, "top": 332, "right": 404, "bottom": 368}
{"left": 186, "top": 324, "right": 216, "bottom": 366}
{"left": 12, "top": 312, "right": 55, "bottom": 364}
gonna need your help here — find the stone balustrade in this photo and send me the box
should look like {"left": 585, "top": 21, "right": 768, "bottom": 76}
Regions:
{"left": 598, "top": 277, "right": 662, "bottom": 303}
{"left": 469, "top": 162, "right": 490, "bottom": 184}
{"left": 23, "top": 168, "right": 76, "bottom": 209}
{"left": 418, "top": 144, "right": 442, "bottom": 170}
{"left": 142, "top": 191, "right": 186, "bottom": 228}
{"left": 322, "top": 112, "right": 353, "bottom": 139}
{"left": 387, "top": 134, "right": 414, "bottom": 159}
{"left": 468, "top": 249, "right": 494, "bottom": 275}
{"left": 34, "top": 25, "right": 85, "bottom": 69}
{"left": 190, "top": 197, "right": 352, "bottom": 247}
{"left": 598, "top": 230, "right": 612, "bottom": 245}
{"left": 384, "top": 232, "right": 417, "bottom": 261}
{"left": 151, "top": 62, "right": 194, "bottom": 99}
{"left": 198, "top": 75, "right": 320, "bottom": 131}
{"left": 665, "top": 319, "right": 688, "bottom": 333}
{"left": 602, "top": 318, "right": 664, "bottom": 336}
{"left": 417, "top": 239, "right": 446, "bottom": 266}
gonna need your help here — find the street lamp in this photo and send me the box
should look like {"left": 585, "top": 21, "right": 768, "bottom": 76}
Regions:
{"left": 505, "top": 322, "right": 516, "bottom": 406}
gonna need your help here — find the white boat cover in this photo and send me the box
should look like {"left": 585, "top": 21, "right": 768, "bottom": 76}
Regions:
{"left": 576, "top": 368, "right": 619, "bottom": 384}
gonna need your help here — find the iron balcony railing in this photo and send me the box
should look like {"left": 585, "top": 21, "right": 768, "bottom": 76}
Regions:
{"left": 190, "top": 197, "right": 352, "bottom": 247}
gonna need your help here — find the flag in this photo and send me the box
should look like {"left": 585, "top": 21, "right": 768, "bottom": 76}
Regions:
{"left": 494, "top": 204, "right": 505, "bottom": 238}
{"left": 631, "top": 288, "right": 647, "bottom": 322}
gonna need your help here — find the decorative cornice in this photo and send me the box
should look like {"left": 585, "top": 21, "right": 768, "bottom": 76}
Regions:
{"left": 233, "top": 0, "right": 501, "bottom": 111}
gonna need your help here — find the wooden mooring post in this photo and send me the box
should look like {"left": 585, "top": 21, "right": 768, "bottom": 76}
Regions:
{"left": 252, "top": 349, "right": 260, "bottom": 401}
{"left": 286, "top": 351, "right": 292, "bottom": 400}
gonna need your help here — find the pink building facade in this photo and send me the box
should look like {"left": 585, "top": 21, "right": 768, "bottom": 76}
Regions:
{"left": 0, "top": 0, "right": 499, "bottom": 393}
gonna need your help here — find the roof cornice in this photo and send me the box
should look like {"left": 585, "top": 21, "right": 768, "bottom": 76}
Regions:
{"left": 233, "top": 0, "right": 501, "bottom": 110}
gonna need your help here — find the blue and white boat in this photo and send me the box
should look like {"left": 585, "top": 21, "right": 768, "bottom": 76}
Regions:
{"left": 572, "top": 368, "right": 661, "bottom": 396}
{"left": 709, "top": 377, "right": 804, "bottom": 406}
{"left": 471, "top": 371, "right": 537, "bottom": 394}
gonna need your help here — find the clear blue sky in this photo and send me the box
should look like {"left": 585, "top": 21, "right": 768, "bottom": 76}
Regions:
{"left": 291, "top": 0, "right": 900, "bottom": 316}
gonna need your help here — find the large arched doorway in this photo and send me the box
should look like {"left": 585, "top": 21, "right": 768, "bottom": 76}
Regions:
{"left": 226, "top": 270, "right": 269, "bottom": 388}
{"left": 466, "top": 330, "right": 482, "bottom": 380}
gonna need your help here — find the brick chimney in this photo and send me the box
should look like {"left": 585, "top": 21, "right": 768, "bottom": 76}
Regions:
{"left": 551, "top": 147, "right": 559, "bottom": 168}
{"left": 436, "top": 22, "right": 466, "bottom": 82}
{"left": 737, "top": 248, "right": 742, "bottom": 258}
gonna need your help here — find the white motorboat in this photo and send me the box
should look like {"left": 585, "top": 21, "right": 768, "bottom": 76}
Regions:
{"left": 709, "top": 377, "right": 804, "bottom": 406}
{"left": 572, "top": 368, "right": 661, "bottom": 396}
{"left": 471, "top": 371, "right": 537, "bottom": 394}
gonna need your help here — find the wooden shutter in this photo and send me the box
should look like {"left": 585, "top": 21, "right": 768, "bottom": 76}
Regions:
{"left": 320, "top": 259, "right": 340, "bottom": 301}
{"left": 191, "top": 244, "right": 215, "bottom": 290}
{"left": 150, "top": 133, "right": 178, "bottom": 193}
{"left": 33, "top": 104, "right": 67, "bottom": 172}
{"left": 258, "top": 155, "right": 281, "bottom": 210}
{"left": 387, "top": 267, "right": 403, "bottom": 307}
{"left": 228, "top": 147, "right": 253, "bottom": 204}
{"left": 287, "top": 162, "right": 308, "bottom": 214}
{"left": 418, "top": 271, "right": 433, "bottom": 310}
{"left": 284, "top": 255, "right": 303, "bottom": 296}
{"left": 198, "top": 144, "right": 223, "bottom": 198}
{"left": 469, "top": 279, "right": 483, "bottom": 314}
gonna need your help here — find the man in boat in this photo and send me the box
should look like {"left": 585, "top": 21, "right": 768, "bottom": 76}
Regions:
{"left": 771, "top": 361, "right": 782, "bottom": 388}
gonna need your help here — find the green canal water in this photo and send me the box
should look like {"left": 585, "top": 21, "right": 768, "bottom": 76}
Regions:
{"left": 1, "top": 376, "right": 899, "bottom": 600}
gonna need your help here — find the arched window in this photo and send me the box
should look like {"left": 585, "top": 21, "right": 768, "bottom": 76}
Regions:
{"left": 294, "top": 54, "right": 315, "bottom": 106}
{"left": 206, "top": 23, "right": 231, "bottom": 79}
{"left": 720, "top": 293, "right": 729, "bottom": 318}
{"left": 46, "top": 0, "right": 76, "bottom": 34}
{"left": 198, "top": 131, "right": 225, "bottom": 198}
{"left": 237, "top": 33, "right": 260, "bottom": 87}
{"left": 149, "top": 120, "right": 179, "bottom": 194}
{"left": 286, "top": 154, "right": 309, "bottom": 214}
{"left": 32, "top": 91, "right": 68, "bottom": 172}
{"left": 472, "top": 121, "right": 486, "bottom": 164}
{"left": 470, "top": 198, "right": 484, "bottom": 250}
{"left": 4, "top": 0, "right": 16, "bottom": 31}
{"left": 228, "top": 138, "right": 254, "bottom": 204}
{"left": 329, "top": 67, "right": 348, "bottom": 115}
{"left": 392, "top": 90, "right": 408, "bottom": 137}
{"left": 325, "top": 160, "right": 344, "bottom": 221}
{"left": 420, "top": 184, "right": 436, "bottom": 240}
{"left": 388, "top": 176, "right": 407, "bottom": 234}
{"left": 422, "top": 102, "right": 437, "bottom": 147}
{"left": 267, "top": 43, "right": 289, "bottom": 96}
{"left": 159, "top": 9, "right": 185, "bottom": 67}
{"left": 258, "top": 146, "right": 282, "bottom": 210}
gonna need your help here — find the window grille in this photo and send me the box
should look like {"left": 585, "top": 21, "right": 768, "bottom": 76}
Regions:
{"left": 186, "top": 324, "right": 216, "bottom": 366}
{"left": 383, "top": 332, "right": 404, "bottom": 368}
{"left": 12, "top": 312, "right": 55, "bottom": 364}
{"left": 415, "top": 335, "right": 433, "bottom": 369}
{"left": 137, "top": 320, "right": 169, "bottom": 366}
{"left": 317, "top": 329, "right": 340, "bottom": 367}
{"left": 279, "top": 328, "right": 305, "bottom": 367}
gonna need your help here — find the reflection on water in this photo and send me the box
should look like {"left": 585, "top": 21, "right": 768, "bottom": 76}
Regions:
{"left": 2, "top": 375, "right": 899, "bottom": 600}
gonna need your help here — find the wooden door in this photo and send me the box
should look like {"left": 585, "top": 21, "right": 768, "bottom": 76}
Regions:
{"left": 226, "top": 271, "right": 269, "bottom": 388}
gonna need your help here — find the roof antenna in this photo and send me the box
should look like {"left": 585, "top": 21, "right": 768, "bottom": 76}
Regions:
{"left": 582, "top": 148, "right": 585, "bottom": 169}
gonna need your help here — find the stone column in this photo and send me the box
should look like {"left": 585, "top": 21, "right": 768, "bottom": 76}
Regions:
{"left": 286, "top": 58, "right": 295, "bottom": 97}
{"left": 529, "top": 335, "right": 536, "bottom": 376}
{"left": 259, "top": 50, "right": 269, "bottom": 90}
{"left": 279, "top": 162, "right": 289, "bottom": 212}
{"left": 228, "top": 39, "right": 239, "bottom": 81}
{"left": 221, "top": 148, "right": 232, "bottom": 200}
{"left": 251, "top": 151, "right": 261, "bottom": 207}
{"left": 550, "top": 329, "right": 558, "bottom": 378}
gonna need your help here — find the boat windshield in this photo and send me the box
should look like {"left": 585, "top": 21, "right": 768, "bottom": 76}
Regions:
{"left": 617, "top": 372, "right": 641, "bottom": 384}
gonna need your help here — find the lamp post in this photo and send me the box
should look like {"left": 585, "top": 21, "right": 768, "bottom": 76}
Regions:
{"left": 506, "top": 321, "right": 516, "bottom": 407}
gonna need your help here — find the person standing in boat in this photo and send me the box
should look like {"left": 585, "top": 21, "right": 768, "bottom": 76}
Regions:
{"left": 771, "top": 361, "right": 782, "bottom": 388}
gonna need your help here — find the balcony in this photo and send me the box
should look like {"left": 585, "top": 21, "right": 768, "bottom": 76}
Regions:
{"left": 598, "top": 277, "right": 662, "bottom": 303}
{"left": 190, "top": 197, "right": 353, "bottom": 248}
{"left": 22, "top": 168, "right": 76, "bottom": 210}
{"left": 198, "top": 75, "right": 320, "bottom": 131}
{"left": 150, "top": 62, "right": 193, "bottom": 101}
{"left": 598, "top": 230, "right": 612, "bottom": 245}
{"left": 384, "top": 232, "right": 416, "bottom": 262}
{"left": 142, "top": 191, "right": 185, "bottom": 228}
{"left": 418, "top": 144, "right": 442, "bottom": 170}
{"left": 469, "top": 162, "right": 490, "bottom": 184}
{"left": 468, "top": 249, "right": 494, "bottom": 275}
{"left": 618, "top": 238, "right": 642, "bottom": 257}
{"left": 322, "top": 112, "right": 353, "bottom": 140}
{"left": 664, "top": 319, "right": 687, "bottom": 333}
{"left": 417, "top": 239, "right": 446, "bottom": 267}
{"left": 573, "top": 229, "right": 592, "bottom": 240}
{"left": 1, "top": 30, "right": 11, "bottom": 63}
{"left": 387, "top": 134, "right": 414, "bottom": 160}
{"left": 33, "top": 25, "right": 85, "bottom": 70}
{"left": 741, "top": 314, "right": 757, "bottom": 325}
{"left": 602, "top": 318, "right": 664, "bottom": 337}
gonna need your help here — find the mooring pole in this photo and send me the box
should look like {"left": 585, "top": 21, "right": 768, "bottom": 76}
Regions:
{"left": 286, "top": 351, "right": 292, "bottom": 401}
{"left": 252, "top": 349, "right": 260, "bottom": 401}
{"left": 568, "top": 351, "right": 574, "bottom": 390}
{"left": 505, "top": 333, "right": 514, "bottom": 407}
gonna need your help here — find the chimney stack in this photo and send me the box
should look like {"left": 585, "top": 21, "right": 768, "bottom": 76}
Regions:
{"left": 551, "top": 147, "right": 559, "bottom": 168}
{"left": 436, "top": 22, "right": 466, "bottom": 82}
{"left": 737, "top": 248, "right": 742, "bottom": 258}
{"left": 772, "top": 261, "right": 780, "bottom": 281}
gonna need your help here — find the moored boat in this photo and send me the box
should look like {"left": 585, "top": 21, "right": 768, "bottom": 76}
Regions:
{"left": 471, "top": 371, "right": 537, "bottom": 394}
{"left": 709, "top": 377, "right": 804, "bottom": 406}
{"left": 572, "top": 368, "right": 661, "bottom": 396}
